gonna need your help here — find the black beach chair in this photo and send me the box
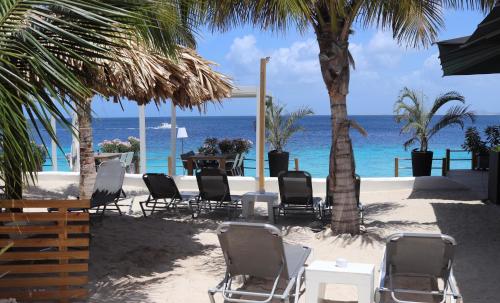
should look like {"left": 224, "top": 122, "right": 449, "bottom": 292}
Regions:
{"left": 192, "top": 168, "right": 241, "bottom": 219}
{"left": 323, "top": 174, "right": 364, "bottom": 224}
{"left": 208, "top": 222, "right": 311, "bottom": 303}
{"left": 274, "top": 171, "right": 322, "bottom": 222}
{"left": 376, "top": 233, "right": 461, "bottom": 303}
{"left": 139, "top": 173, "right": 194, "bottom": 217}
{"left": 181, "top": 151, "right": 196, "bottom": 173}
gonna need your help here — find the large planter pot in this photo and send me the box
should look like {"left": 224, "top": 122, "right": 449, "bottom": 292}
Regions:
{"left": 268, "top": 150, "right": 289, "bottom": 177}
{"left": 488, "top": 151, "right": 499, "bottom": 204}
{"left": 411, "top": 150, "right": 433, "bottom": 177}
{"left": 476, "top": 152, "right": 490, "bottom": 170}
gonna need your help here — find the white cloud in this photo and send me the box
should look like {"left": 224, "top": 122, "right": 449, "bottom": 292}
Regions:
{"left": 423, "top": 52, "right": 440, "bottom": 70}
{"left": 367, "top": 31, "right": 399, "bottom": 52}
{"left": 225, "top": 35, "right": 262, "bottom": 66}
{"left": 225, "top": 35, "right": 321, "bottom": 84}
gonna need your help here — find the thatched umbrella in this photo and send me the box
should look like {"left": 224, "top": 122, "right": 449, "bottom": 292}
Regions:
{"left": 75, "top": 41, "right": 233, "bottom": 198}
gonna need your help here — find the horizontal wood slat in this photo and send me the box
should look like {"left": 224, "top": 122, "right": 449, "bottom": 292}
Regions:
{"left": 0, "top": 200, "right": 89, "bottom": 302}
{"left": 0, "top": 224, "right": 89, "bottom": 234}
{"left": 0, "top": 200, "right": 90, "bottom": 209}
{"left": 0, "top": 263, "right": 88, "bottom": 274}
{"left": 0, "top": 250, "right": 89, "bottom": 261}
{"left": 0, "top": 238, "right": 89, "bottom": 248}
{"left": 0, "top": 276, "right": 88, "bottom": 288}
{"left": 0, "top": 212, "right": 89, "bottom": 222}
{"left": 0, "top": 289, "right": 87, "bottom": 300}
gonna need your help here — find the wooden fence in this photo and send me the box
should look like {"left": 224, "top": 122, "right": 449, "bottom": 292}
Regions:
{"left": 0, "top": 200, "right": 90, "bottom": 302}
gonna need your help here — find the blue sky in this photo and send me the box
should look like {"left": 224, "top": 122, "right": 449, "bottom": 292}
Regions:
{"left": 92, "top": 9, "right": 500, "bottom": 118}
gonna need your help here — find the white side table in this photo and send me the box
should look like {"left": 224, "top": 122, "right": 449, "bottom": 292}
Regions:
{"left": 241, "top": 192, "right": 279, "bottom": 223}
{"left": 306, "top": 260, "right": 375, "bottom": 303}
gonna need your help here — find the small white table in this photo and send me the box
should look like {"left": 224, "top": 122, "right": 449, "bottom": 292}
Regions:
{"left": 241, "top": 192, "right": 279, "bottom": 223}
{"left": 306, "top": 260, "right": 375, "bottom": 303}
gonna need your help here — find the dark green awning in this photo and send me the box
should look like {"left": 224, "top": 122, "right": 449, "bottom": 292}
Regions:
{"left": 437, "top": 4, "right": 500, "bottom": 76}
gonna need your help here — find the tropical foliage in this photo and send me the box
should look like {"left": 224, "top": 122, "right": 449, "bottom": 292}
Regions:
{"left": 99, "top": 137, "right": 140, "bottom": 155}
{"left": 462, "top": 125, "right": 500, "bottom": 154}
{"left": 265, "top": 98, "right": 314, "bottom": 152}
{"left": 394, "top": 87, "right": 476, "bottom": 152}
{"left": 0, "top": 0, "right": 197, "bottom": 198}
{"left": 198, "top": 138, "right": 252, "bottom": 155}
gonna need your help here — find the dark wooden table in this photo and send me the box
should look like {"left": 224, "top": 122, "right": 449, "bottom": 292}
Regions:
{"left": 186, "top": 154, "right": 228, "bottom": 176}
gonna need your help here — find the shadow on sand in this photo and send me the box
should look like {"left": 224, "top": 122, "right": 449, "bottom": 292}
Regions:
{"left": 407, "top": 176, "right": 486, "bottom": 201}
{"left": 88, "top": 213, "right": 221, "bottom": 302}
{"left": 432, "top": 202, "right": 500, "bottom": 303}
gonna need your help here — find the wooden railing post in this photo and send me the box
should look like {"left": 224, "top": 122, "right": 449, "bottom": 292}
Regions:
{"left": 167, "top": 156, "right": 173, "bottom": 176}
{"left": 445, "top": 149, "right": 451, "bottom": 172}
{"left": 294, "top": 158, "right": 299, "bottom": 171}
{"left": 395, "top": 158, "right": 399, "bottom": 177}
{"left": 442, "top": 158, "right": 447, "bottom": 176}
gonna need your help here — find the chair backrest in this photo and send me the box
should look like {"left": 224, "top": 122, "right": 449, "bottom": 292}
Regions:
{"left": 196, "top": 168, "right": 231, "bottom": 202}
{"left": 278, "top": 171, "right": 313, "bottom": 205}
{"left": 326, "top": 174, "right": 361, "bottom": 207}
{"left": 385, "top": 233, "right": 456, "bottom": 282}
{"left": 181, "top": 151, "right": 195, "bottom": 169}
{"left": 119, "top": 152, "right": 134, "bottom": 167}
{"left": 142, "top": 173, "right": 182, "bottom": 200}
{"left": 91, "top": 160, "right": 125, "bottom": 208}
{"left": 217, "top": 222, "right": 289, "bottom": 279}
{"left": 230, "top": 154, "right": 241, "bottom": 170}
{"left": 236, "top": 154, "right": 245, "bottom": 168}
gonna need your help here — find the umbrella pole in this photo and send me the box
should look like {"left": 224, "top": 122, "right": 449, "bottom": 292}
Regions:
{"left": 170, "top": 102, "right": 177, "bottom": 176}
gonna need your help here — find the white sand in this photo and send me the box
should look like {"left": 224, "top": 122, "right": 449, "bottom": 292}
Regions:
{"left": 24, "top": 178, "right": 500, "bottom": 303}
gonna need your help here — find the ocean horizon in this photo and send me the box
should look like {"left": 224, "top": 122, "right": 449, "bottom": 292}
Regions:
{"left": 36, "top": 115, "right": 499, "bottom": 178}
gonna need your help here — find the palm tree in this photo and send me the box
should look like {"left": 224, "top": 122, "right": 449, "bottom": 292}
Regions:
{"left": 194, "top": 0, "right": 494, "bottom": 234}
{"left": 394, "top": 87, "right": 475, "bottom": 152}
{"left": 0, "top": 1, "right": 195, "bottom": 199}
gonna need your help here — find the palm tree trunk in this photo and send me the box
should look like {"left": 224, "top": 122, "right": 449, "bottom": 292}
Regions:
{"left": 316, "top": 25, "right": 359, "bottom": 235}
{"left": 77, "top": 98, "right": 96, "bottom": 200}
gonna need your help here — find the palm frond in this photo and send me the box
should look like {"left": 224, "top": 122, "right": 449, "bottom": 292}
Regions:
{"left": 427, "top": 105, "right": 476, "bottom": 139}
{"left": 428, "top": 91, "right": 465, "bottom": 119}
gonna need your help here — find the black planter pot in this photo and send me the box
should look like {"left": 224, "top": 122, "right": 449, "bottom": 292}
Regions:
{"left": 411, "top": 150, "right": 433, "bottom": 176}
{"left": 268, "top": 151, "right": 289, "bottom": 177}
{"left": 488, "top": 151, "right": 499, "bottom": 204}
{"left": 476, "top": 153, "right": 490, "bottom": 170}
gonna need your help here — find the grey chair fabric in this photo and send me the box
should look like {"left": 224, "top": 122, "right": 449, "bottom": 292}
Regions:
{"left": 90, "top": 160, "right": 126, "bottom": 214}
{"left": 209, "top": 222, "right": 311, "bottom": 303}
{"left": 139, "top": 173, "right": 193, "bottom": 216}
{"left": 193, "top": 168, "right": 241, "bottom": 219}
{"left": 276, "top": 171, "right": 321, "bottom": 221}
{"left": 377, "top": 233, "right": 461, "bottom": 303}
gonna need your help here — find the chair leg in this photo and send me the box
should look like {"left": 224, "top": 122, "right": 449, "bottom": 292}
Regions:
{"left": 114, "top": 202, "right": 123, "bottom": 216}
{"left": 139, "top": 202, "right": 148, "bottom": 217}
{"left": 208, "top": 290, "right": 216, "bottom": 303}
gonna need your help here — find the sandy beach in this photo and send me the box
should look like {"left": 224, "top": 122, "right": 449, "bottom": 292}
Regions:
{"left": 23, "top": 176, "right": 500, "bottom": 303}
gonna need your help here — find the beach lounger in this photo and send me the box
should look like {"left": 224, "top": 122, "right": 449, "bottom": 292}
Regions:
{"left": 323, "top": 174, "right": 364, "bottom": 224}
{"left": 376, "top": 233, "right": 461, "bottom": 303}
{"left": 274, "top": 171, "right": 322, "bottom": 222}
{"left": 208, "top": 222, "right": 311, "bottom": 303}
{"left": 139, "top": 173, "right": 194, "bottom": 217}
{"left": 192, "top": 168, "right": 241, "bottom": 219}
{"left": 49, "top": 160, "right": 126, "bottom": 216}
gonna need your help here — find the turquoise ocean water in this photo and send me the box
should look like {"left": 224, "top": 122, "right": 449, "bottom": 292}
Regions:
{"left": 36, "top": 115, "right": 499, "bottom": 177}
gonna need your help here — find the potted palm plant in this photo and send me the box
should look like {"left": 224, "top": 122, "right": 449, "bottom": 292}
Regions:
{"left": 394, "top": 87, "right": 475, "bottom": 176}
{"left": 265, "top": 98, "right": 313, "bottom": 177}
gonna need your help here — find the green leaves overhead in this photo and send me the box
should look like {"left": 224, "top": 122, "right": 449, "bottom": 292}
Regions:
{"left": 0, "top": 0, "right": 198, "bottom": 193}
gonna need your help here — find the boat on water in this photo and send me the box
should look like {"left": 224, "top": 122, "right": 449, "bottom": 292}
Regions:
{"left": 158, "top": 122, "right": 172, "bottom": 129}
